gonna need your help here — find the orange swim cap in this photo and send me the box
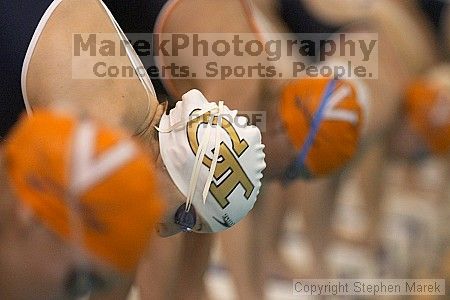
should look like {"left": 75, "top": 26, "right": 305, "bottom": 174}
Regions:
{"left": 280, "top": 78, "right": 365, "bottom": 178}
{"left": 406, "top": 79, "right": 450, "bottom": 156}
{"left": 4, "top": 110, "right": 164, "bottom": 273}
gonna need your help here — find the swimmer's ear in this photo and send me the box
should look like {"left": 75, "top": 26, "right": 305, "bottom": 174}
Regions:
{"left": 137, "top": 101, "right": 168, "bottom": 160}
{"left": 149, "top": 101, "right": 168, "bottom": 158}
{"left": 151, "top": 101, "right": 169, "bottom": 130}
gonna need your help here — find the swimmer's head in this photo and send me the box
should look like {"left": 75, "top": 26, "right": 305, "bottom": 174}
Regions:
{"left": 156, "top": 89, "right": 266, "bottom": 235}
{"left": 279, "top": 77, "right": 368, "bottom": 180}
{"left": 0, "top": 110, "right": 164, "bottom": 299}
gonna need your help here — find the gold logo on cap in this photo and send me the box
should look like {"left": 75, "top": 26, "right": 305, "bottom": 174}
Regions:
{"left": 187, "top": 110, "right": 254, "bottom": 208}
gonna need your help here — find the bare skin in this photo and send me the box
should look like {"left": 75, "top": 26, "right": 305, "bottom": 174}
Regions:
{"left": 136, "top": 235, "right": 182, "bottom": 300}
{"left": 24, "top": 0, "right": 158, "bottom": 134}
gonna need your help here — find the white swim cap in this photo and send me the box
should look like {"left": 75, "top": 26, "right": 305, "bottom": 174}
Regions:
{"left": 158, "top": 89, "right": 266, "bottom": 232}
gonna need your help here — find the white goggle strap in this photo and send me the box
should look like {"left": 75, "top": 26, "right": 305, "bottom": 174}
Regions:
{"left": 202, "top": 101, "right": 223, "bottom": 203}
{"left": 156, "top": 101, "right": 225, "bottom": 210}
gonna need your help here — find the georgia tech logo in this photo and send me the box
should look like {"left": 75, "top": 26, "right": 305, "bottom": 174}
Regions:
{"left": 187, "top": 110, "right": 254, "bottom": 209}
